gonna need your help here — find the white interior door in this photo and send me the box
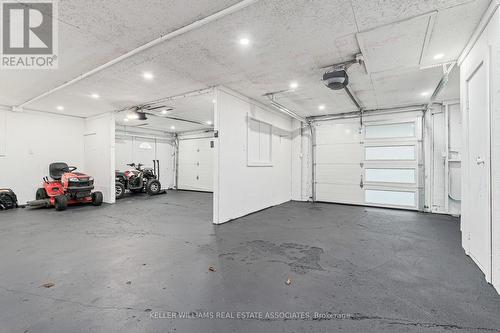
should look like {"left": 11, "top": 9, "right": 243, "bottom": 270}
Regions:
{"left": 155, "top": 140, "right": 175, "bottom": 189}
{"left": 178, "top": 137, "right": 214, "bottom": 192}
{"left": 466, "top": 63, "right": 491, "bottom": 276}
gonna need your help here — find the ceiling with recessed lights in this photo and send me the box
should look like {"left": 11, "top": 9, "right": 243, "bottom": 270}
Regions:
{"left": 116, "top": 91, "right": 215, "bottom": 133}
{"left": 0, "top": 0, "right": 490, "bottom": 128}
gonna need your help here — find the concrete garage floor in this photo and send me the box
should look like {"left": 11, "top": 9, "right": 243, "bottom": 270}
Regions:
{"left": 0, "top": 192, "right": 499, "bottom": 333}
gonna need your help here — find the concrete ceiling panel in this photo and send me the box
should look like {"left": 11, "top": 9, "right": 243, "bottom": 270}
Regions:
{"left": 357, "top": 14, "right": 431, "bottom": 74}
{"left": 2, "top": 0, "right": 488, "bottom": 119}
{"left": 0, "top": 0, "right": 244, "bottom": 106}
{"left": 371, "top": 66, "right": 443, "bottom": 107}
{"left": 351, "top": 0, "right": 481, "bottom": 31}
{"left": 420, "top": 0, "right": 489, "bottom": 66}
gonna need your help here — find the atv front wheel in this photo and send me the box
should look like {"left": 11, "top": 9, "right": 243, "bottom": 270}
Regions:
{"left": 115, "top": 183, "right": 125, "bottom": 200}
{"left": 92, "top": 192, "right": 103, "bottom": 206}
{"left": 55, "top": 195, "right": 67, "bottom": 211}
{"left": 146, "top": 179, "right": 161, "bottom": 195}
{"left": 36, "top": 188, "right": 48, "bottom": 200}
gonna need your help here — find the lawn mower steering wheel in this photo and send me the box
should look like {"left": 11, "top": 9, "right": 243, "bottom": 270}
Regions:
{"left": 62, "top": 166, "right": 77, "bottom": 172}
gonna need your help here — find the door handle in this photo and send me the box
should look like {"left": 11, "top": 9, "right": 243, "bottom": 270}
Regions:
{"left": 360, "top": 175, "right": 364, "bottom": 188}
{"left": 476, "top": 156, "right": 485, "bottom": 165}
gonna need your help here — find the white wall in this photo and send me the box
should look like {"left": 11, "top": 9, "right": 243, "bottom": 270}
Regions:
{"left": 84, "top": 113, "right": 115, "bottom": 203}
{"left": 0, "top": 109, "right": 85, "bottom": 203}
{"left": 459, "top": 4, "right": 500, "bottom": 292}
{"left": 491, "top": 11, "right": 500, "bottom": 294}
{"left": 0, "top": 110, "right": 6, "bottom": 156}
{"left": 213, "top": 87, "right": 293, "bottom": 224}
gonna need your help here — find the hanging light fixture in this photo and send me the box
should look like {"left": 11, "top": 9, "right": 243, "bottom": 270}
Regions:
{"left": 126, "top": 108, "right": 148, "bottom": 120}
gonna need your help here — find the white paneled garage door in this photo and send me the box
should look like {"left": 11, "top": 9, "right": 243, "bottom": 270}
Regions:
{"left": 178, "top": 137, "right": 214, "bottom": 192}
{"left": 315, "top": 115, "right": 422, "bottom": 210}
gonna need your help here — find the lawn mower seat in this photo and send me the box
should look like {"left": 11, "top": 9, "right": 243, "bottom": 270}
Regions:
{"left": 49, "top": 162, "right": 69, "bottom": 180}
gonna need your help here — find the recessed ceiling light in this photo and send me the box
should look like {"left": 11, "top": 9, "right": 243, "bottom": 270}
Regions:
{"left": 161, "top": 109, "right": 168, "bottom": 114}
{"left": 206, "top": 121, "right": 213, "bottom": 125}
{"left": 124, "top": 118, "right": 129, "bottom": 122}
{"left": 239, "top": 37, "right": 250, "bottom": 46}
{"left": 170, "top": 126, "right": 175, "bottom": 130}
{"left": 421, "top": 91, "right": 430, "bottom": 97}
{"left": 433, "top": 53, "right": 444, "bottom": 60}
{"left": 318, "top": 104, "right": 326, "bottom": 111}
{"left": 127, "top": 113, "right": 139, "bottom": 120}
{"left": 56, "top": 106, "right": 64, "bottom": 111}
{"left": 90, "top": 93, "right": 100, "bottom": 99}
{"left": 142, "top": 72, "right": 154, "bottom": 80}
{"left": 289, "top": 81, "right": 298, "bottom": 90}
{"left": 212, "top": 99, "right": 216, "bottom": 104}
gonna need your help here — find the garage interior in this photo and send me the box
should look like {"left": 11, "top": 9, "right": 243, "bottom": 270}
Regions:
{"left": 1, "top": 0, "right": 500, "bottom": 332}
{"left": 115, "top": 92, "right": 215, "bottom": 194}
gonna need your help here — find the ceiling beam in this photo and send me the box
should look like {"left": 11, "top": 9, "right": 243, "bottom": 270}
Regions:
{"left": 266, "top": 96, "right": 307, "bottom": 123}
{"left": 307, "top": 104, "right": 426, "bottom": 122}
{"left": 140, "top": 88, "right": 214, "bottom": 110}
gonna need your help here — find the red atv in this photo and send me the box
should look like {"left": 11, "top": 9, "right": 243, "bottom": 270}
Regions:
{"left": 30, "top": 162, "right": 103, "bottom": 211}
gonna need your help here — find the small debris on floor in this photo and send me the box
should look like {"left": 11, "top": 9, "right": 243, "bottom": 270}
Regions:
{"left": 40, "top": 282, "right": 55, "bottom": 288}
{"left": 126, "top": 281, "right": 132, "bottom": 285}
{"left": 144, "top": 308, "right": 152, "bottom": 312}
{"left": 142, "top": 263, "right": 147, "bottom": 266}
{"left": 208, "top": 266, "right": 216, "bottom": 272}
{"left": 285, "top": 278, "right": 292, "bottom": 286}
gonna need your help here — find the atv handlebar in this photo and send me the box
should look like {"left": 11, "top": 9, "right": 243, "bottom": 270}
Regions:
{"left": 127, "top": 163, "right": 143, "bottom": 170}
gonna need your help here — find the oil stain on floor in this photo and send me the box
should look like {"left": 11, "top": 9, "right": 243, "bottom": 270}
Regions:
{"left": 220, "top": 240, "right": 324, "bottom": 274}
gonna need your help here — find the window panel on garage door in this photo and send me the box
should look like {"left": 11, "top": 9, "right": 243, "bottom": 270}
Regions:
{"left": 365, "top": 145, "right": 416, "bottom": 161}
{"left": 365, "top": 168, "right": 416, "bottom": 184}
{"left": 362, "top": 118, "right": 421, "bottom": 210}
{"left": 365, "top": 189, "right": 416, "bottom": 207}
{"left": 364, "top": 122, "right": 416, "bottom": 139}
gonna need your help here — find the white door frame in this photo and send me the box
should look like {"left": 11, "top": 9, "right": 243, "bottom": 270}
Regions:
{"left": 464, "top": 56, "right": 492, "bottom": 282}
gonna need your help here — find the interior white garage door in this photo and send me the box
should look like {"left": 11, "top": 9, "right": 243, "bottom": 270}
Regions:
{"left": 178, "top": 137, "right": 214, "bottom": 192}
{"left": 315, "top": 115, "right": 422, "bottom": 210}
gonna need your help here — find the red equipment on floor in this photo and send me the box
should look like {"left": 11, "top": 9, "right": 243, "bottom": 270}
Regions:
{"left": 28, "top": 162, "right": 103, "bottom": 211}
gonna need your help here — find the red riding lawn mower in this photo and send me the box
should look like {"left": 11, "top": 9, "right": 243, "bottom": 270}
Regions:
{"left": 28, "top": 162, "right": 103, "bottom": 211}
